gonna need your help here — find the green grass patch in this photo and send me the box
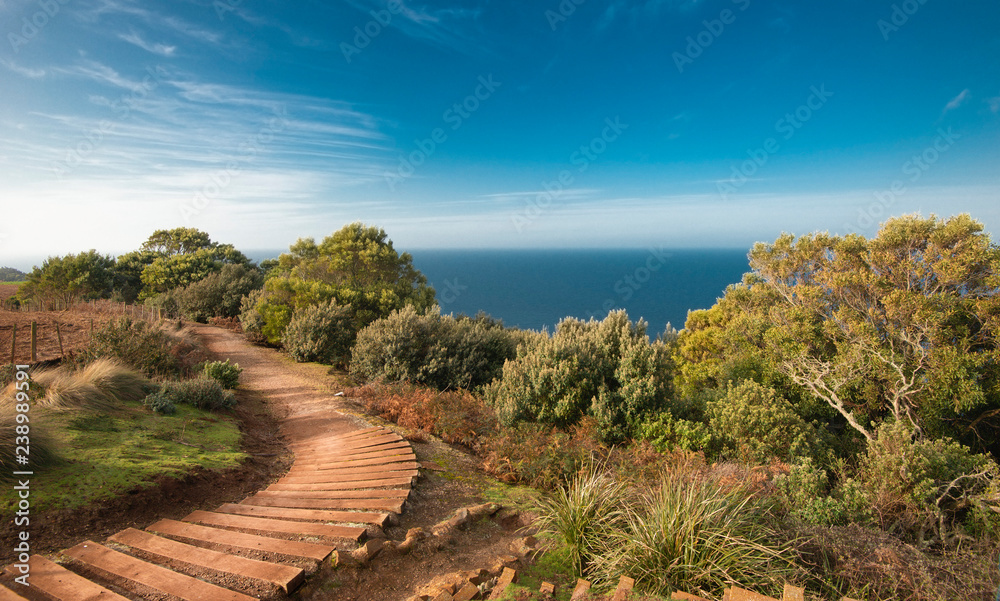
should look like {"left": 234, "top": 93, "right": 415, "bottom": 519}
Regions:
{"left": 0, "top": 401, "right": 245, "bottom": 513}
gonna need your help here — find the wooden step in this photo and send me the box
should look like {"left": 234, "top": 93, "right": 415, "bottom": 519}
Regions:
{"left": 242, "top": 494, "right": 405, "bottom": 513}
{"left": 4, "top": 555, "right": 127, "bottom": 601}
{"left": 109, "top": 528, "right": 305, "bottom": 594}
{"left": 278, "top": 468, "right": 419, "bottom": 484}
{"left": 267, "top": 476, "right": 413, "bottom": 491}
{"left": 184, "top": 510, "right": 366, "bottom": 542}
{"left": 294, "top": 437, "right": 408, "bottom": 455}
{"left": 148, "top": 519, "right": 333, "bottom": 562}
{"left": 289, "top": 428, "right": 389, "bottom": 448}
{"left": 257, "top": 488, "right": 410, "bottom": 500}
{"left": 0, "top": 585, "right": 28, "bottom": 601}
{"left": 65, "top": 541, "right": 256, "bottom": 601}
{"left": 287, "top": 457, "right": 417, "bottom": 474}
{"left": 294, "top": 440, "right": 412, "bottom": 461}
{"left": 217, "top": 503, "right": 389, "bottom": 526}
{"left": 294, "top": 447, "right": 414, "bottom": 465}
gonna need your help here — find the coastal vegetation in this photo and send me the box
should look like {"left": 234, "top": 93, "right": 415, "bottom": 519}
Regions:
{"left": 4, "top": 213, "right": 999, "bottom": 599}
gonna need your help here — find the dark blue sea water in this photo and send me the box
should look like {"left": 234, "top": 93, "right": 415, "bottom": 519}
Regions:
{"left": 247, "top": 248, "right": 750, "bottom": 335}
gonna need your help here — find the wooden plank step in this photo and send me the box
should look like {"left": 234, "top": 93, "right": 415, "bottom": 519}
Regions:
{"left": 257, "top": 488, "right": 410, "bottom": 500}
{"left": 183, "top": 511, "right": 365, "bottom": 542}
{"left": 286, "top": 461, "right": 419, "bottom": 476}
{"left": 148, "top": 520, "right": 333, "bottom": 562}
{"left": 3, "top": 555, "right": 129, "bottom": 601}
{"left": 293, "top": 436, "right": 406, "bottom": 455}
{"left": 268, "top": 476, "right": 413, "bottom": 491}
{"left": 294, "top": 446, "right": 414, "bottom": 465}
{"left": 217, "top": 503, "right": 389, "bottom": 526}
{"left": 278, "top": 468, "right": 419, "bottom": 484}
{"left": 290, "top": 428, "right": 388, "bottom": 448}
{"left": 64, "top": 541, "right": 256, "bottom": 601}
{"left": 108, "top": 528, "right": 305, "bottom": 594}
{"left": 0, "top": 585, "right": 28, "bottom": 601}
{"left": 294, "top": 440, "right": 411, "bottom": 459}
{"left": 287, "top": 455, "right": 416, "bottom": 472}
{"left": 242, "top": 494, "right": 405, "bottom": 513}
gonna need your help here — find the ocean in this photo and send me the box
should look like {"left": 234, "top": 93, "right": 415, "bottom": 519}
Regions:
{"left": 248, "top": 248, "right": 751, "bottom": 335}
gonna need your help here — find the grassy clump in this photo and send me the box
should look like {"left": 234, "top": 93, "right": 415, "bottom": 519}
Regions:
{"left": 76, "top": 317, "right": 183, "bottom": 378}
{"left": 156, "top": 377, "right": 236, "bottom": 411}
{"left": 31, "top": 359, "right": 151, "bottom": 412}
{"left": 533, "top": 465, "right": 797, "bottom": 600}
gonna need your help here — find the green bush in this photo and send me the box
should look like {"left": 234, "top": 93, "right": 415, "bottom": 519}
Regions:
{"left": 174, "top": 263, "right": 264, "bottom": 323}
{"left": 708, "top": 380, "right": 828, "bottom": 464}
{"left": 159, "top": 378, "right": 236, "bottom": 411}
{"left": 203, "top": 360, "right": 242, "bottom": 389}
{"left": 238, "top": 288, "right": 268, "bottom": 344}
{"left": 775, "top": 458, "right": 870, "bottom": 526}
{"left": 350, "top": 306, "right": 526, "bottom": 390}
{"left": 856, "top": 420, "right": 999, "bottom": 546}
{"left": 636, "top": 412, "right": 716, "bottom": 455}
{"left": 283, "top": 300, "right": 355, "bottom": 366}
{"left": 142, "top": 390, "right": 176, "bottom": 415}
{"left": 483, "top": 310, "right": 673, "bottom": 443}
{"left": 76, "top": 317, "right": 181, "bottom": 378}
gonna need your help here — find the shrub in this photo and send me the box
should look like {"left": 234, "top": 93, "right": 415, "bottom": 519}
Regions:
{"left": 590, "top": 472, "right": 796, "bottom": 598}
{"left": 159, "top": 377, "right": 236, "bottom": 411}
{"left": 636, "top": 412, "right": 717, "bottom": 455}
{"left": 483, "top": 311, "right": 673, "bottom": 443}
{"left": 350, "top": 306, "right": 526, "bottom": 391}
{"left": 856, "top": 420, "right": 999, "bottom": 546}
{"left": 77, "top": 317, "right": 181, "bottom": 378}
{"left": 708, "top": 380, "right": 828, "bottom": 464}
{"left": 238, "top": 288, "right": 268, "bottom": 344}
{"left": 283, "top": 300, "right": 355, "bottom": 366}
{"left": 174, "top": 263, "right": 264, "bottom": 323}
{"left": 142, "top": 390, "right": 176, "bottom": 415}
{"left": 203, "top": 359, "right": 242, "bottom": 389}
{"left": 480, "top": 420, "right": 605, "bottom": 490}
{"left": 775, "top": 458, "right": 870, "bottom": 526}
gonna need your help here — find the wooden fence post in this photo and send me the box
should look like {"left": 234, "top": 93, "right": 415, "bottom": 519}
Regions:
{"left": 56, "top": 323, "right": 65, "bottom": 357}
{"left": 9, "top": 323, "right": 15, "bottom": 364}
{"left": 30, "top": 321, "right": 37, "bottom": 363}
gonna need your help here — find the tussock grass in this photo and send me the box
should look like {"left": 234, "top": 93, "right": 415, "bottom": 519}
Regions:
{"left": 535, "top": 466, "right": 798, "bottom": 599}
{"left": 533, "top": 464, "right": 628, "bottom": 575}
{"left": 31, "top": 359, "right": 150, "bottom": 411}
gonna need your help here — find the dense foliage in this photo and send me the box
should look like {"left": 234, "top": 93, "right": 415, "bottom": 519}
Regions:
{"left": 483, "top": 310, "right": 673, "bottom": 443}
{"left": 0, "top": 267, "right": 26, "bottom": 282}
{"left": 242, "top": 223, "right": 435, "bottom": 345}
{"left": 18, "top": 250, "right": 116, "bottom": 306}
{"left": 283, "top": 300, "right": 356, "bottom": 366}
{"left": 351, "top": 306, "right": 527, "bottom": 390}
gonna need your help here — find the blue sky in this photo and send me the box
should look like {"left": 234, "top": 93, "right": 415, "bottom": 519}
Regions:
{"left": 1, "top": 0, "right": 999, "bottom": 267}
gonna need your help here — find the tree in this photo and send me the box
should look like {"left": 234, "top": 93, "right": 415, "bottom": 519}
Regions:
{"left": 141, "top": 228, "right": 214, "bottom": 255}
{"left": 18, "top": 250, "right": 115, "bottom": 307}
{"left": 247, "top": 223, "right": 436, "bottom": 343}
{"left": 124, "top": 228, "right": 250, "bottom": 299}
{"left": 0, "top": 267, "right": 26, "bottom": 282}
{"left": 747, "top": 214, "right": 1000, "bottom": 447}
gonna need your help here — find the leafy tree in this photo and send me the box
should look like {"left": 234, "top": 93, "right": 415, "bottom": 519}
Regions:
{"left": 18, "top": 250, "right": 115, "bottom": 307}
{"left": 246, "top": 223, "right": 435, "bottom": 343}
{"left": 121, "top": 228, "right": 250, "bottom": 299}
{"left": 141, "top": 227, "right": 214, "bottom": 255}
{"left": 746, "top": 214, "right": 1000, "bottom": 447}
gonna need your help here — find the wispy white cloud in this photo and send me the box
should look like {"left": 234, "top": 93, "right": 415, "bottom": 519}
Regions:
{"left": 943, "top": 88, "right": 971, "bottom": 113}
{"left": 0, "top": 57, "right": 45, "bottom": 79}
{"left": 340, "top": 0, "right": 489, "bottom": 56}
{"left": 598, "top": 0, "right": 705, "bottom": 30}
{"left": 119, "top": 30, "right": 176, "bottom": 56}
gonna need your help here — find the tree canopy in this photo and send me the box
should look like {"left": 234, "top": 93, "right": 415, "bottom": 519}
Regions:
{"left": 18, "top": 250, "right": 116, "bottom": 307}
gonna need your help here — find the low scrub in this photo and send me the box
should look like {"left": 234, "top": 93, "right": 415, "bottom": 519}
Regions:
{"left": 349, "top": 381, "right": 496, "bottom": 447}
{"left": 154, "top": 377, "right": 236, "bottom": 411}
{"left": 76, "top": 317, "right": 183, "bottom": 378}
{"left": 283, "top": 300, "right": 355, "bottom": 366}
